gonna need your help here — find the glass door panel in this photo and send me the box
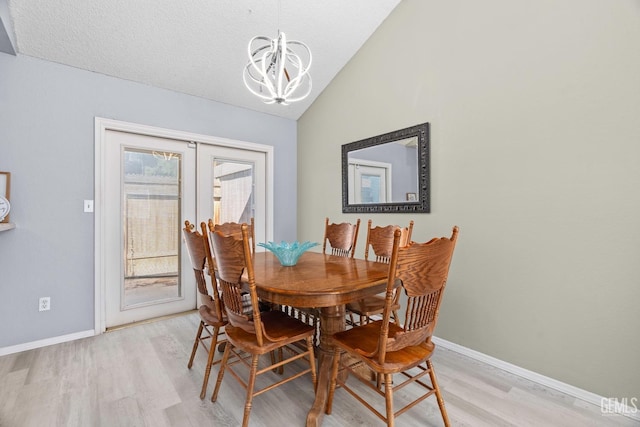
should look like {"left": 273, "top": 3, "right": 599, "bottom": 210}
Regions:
{"left": 358, "top": 173, "right": 383, "bottom": 203}
{"left": 197, "top": 144, "right": 267, "bottom": 246}
{"left": 122, "top": 149, "right": 181, "bottom": 308}
{"left": 213, "top": 159, "right": 255, "bottom": 224}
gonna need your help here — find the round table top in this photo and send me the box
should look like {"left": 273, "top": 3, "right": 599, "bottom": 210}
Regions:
{"left": 250, "top": 251, "right": 389, "bottom": 307}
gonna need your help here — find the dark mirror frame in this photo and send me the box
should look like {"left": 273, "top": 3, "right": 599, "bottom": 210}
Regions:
{"left": 342, "top": 122, "right": 430, "bottom": 213}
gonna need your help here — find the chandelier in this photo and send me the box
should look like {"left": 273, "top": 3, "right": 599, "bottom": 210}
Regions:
{"left": 243, "top": 31, "right": 312, "bottom": 105}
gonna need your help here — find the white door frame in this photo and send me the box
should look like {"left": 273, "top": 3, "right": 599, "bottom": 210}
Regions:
{"left": 94, "top": 117, "right": 274, "bottom": 334}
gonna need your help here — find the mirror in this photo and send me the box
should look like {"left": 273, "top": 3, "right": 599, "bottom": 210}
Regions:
{"left": 342, "top": 122, "right": 429, "bottom": 213}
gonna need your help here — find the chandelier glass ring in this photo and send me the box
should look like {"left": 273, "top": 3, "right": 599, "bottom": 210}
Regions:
{"left": 243, "top": 31, "right": 312, "bottom": 105}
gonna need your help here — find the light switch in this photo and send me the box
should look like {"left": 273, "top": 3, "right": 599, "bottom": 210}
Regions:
{"left": 84, "top": 200, "right": 94, "bottom": 213}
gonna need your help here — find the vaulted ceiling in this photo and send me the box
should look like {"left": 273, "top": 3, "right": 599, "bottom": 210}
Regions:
{"left": 4, "top": 0, "right": 401, "bottom": 119}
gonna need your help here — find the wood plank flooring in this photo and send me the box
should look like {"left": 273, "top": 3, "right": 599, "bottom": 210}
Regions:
{"left": 0, "top": 312, "right": 636, "bottom": 427}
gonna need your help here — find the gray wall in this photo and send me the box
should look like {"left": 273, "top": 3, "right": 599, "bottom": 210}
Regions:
{"left": 0, "top": 53, "right": 297, "bottom": 348}
{"left": 298, "top": 0, "right": 640, "bottom": 399}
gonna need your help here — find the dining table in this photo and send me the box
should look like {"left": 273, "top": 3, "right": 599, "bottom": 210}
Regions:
{"left": 250, "top": 250, "right": 390, "bottom": 427}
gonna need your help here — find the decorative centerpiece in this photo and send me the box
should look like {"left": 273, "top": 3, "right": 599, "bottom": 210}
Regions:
{"left": 258, "top": 241, "right": 319, "bottom": 266}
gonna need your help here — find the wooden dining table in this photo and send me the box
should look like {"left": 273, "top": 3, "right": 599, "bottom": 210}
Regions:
{"left": 251, "top": 250, "right": 389, "bottom": 427}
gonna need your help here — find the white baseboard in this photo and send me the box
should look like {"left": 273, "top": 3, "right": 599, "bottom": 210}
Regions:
{"left": 0, "top": 329, "right": 96, "bottom": 357}
{"left": 432, "top": 336, "right": 640, "bottom": 422}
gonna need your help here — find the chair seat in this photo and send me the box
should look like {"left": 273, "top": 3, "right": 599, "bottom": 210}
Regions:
{"left": 346, "top": 295, "right": 400, "bottom": 315}
{"left": 199, "top": 303, "right": 227, "bottom": 327}
{"left": 333, "top": 320, "right": 436, "bottom": 374}
{"left": 224, "top": 310, "right": 315, "bottom": 355}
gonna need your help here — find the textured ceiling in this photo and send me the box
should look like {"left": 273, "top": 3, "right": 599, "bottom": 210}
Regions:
{"left": 7, "top": 0, "right": 401, "bottom": 120}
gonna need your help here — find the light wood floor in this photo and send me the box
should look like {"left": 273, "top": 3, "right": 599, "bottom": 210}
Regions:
{"left": 0, "top": 312, "right": 636, "bottom": 427}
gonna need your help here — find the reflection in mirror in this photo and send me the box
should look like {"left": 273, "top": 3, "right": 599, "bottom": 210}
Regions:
{"left": 342, "top": 123, "right": 429, "bottom": 213}
{"left": 347, "top": 136, "right": 418, "bottom": 204}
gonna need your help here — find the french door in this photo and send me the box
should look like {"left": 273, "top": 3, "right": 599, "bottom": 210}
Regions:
{"left": 347, "top": 159, "right": 391, "bottom": 203}
{"left": 96, "top": 119, "right": 270, "bottom": 331}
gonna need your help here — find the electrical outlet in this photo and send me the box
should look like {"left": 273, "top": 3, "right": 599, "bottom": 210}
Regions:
{"left": 39, "top": 297, "right": 51, "bottom": 312}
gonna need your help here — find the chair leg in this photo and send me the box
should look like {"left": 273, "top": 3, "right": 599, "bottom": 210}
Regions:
{"left": 384, "top": 373, "right": 394, "bottom": 427}
{"left": 348, "top": 311, "right": 355, "bottom": 326}
{"left": 307, "top": 336, "right": 318, "bottom": 390}
{"left": 325, "top": 348, "right": 341, "bottom": 414}
{"left": 311, "top": 315, "right": 319, "bottom": 348}
{"left": 211, "top": 340, "right": 232, "bottom": 402}
{"left": 391, "top": 309, "right": 400, "bottom": 324}
{"left": 188, "top": 321, "right": 204, "bottom": 369}
{"left": 269, "top": 350, "right": 284, "bottom": 374}
{"left": 427, "top": 360, "right": 450, "bottom": 427}
{"left": 241, "top": 355, "right": 260, "bottom": 427}
{"left": 200, "top": 326, "right": 220, "bottom": 399}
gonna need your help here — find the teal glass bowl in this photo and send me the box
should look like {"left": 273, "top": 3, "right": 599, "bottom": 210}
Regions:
{"left": 258, "top": 241, "right": 319, "bottom": 266}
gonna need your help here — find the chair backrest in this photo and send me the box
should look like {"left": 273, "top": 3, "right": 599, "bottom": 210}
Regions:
{"left": 364, "top": 219, "right": 414, "bottom": 263}
{"left": 322, "top": 217, "right": 361, "bottom": 258}
{"left": 376, "top": 226, "right": 459, "bottom": 361}
{"left": 402, "top": 220, "right": 414, "bottom": 245}
{"left": 207, "top": 217, "right": 256, "bottom": 254}
{"left": 183, "top": 220, "right": 224, "bottom": 321}
{"left": 210, "top": 224, "right": 269, "bottom": 345}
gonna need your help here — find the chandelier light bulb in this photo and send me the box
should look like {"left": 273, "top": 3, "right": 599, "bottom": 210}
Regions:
{"left": 243, "top": 31, "right": 312, "bottom": 105}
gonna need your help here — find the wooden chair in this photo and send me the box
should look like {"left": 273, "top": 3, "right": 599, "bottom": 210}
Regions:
{"left": 346, "top": 220, "right": 414, "bottom": 326}
{"left": 326, "top": 226, "right": 459, "bottom": 427}
{"left": 183, "top": 220, "right": 227, "bottom": 399}
{"left": 205, "top": 218, "right": 256, "bottom": 315}
{"left": 210, "top": 224, "right": 317, "bottom": 427}
{"left": 322, "top": 217, "right": 361, "bottom": 258}
{"left": 206, "top": 218, "right": 287, "bottom": 370}
{"left": 209, "top": 218, "right": 319, "bottom": 347}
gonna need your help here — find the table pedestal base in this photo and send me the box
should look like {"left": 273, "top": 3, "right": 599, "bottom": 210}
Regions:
{"left": 306, "top": 305, "right": 344, "bottom": 427}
